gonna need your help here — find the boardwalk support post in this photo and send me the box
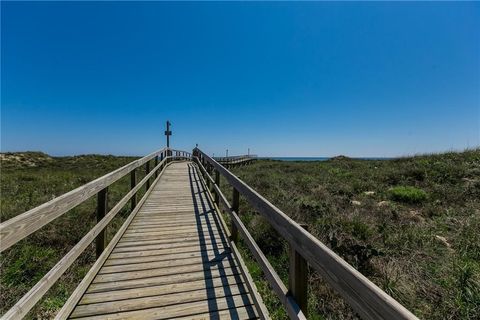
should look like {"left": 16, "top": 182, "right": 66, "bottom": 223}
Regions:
{"left": 214, "top": 170, "right": 220, "bottom": 204}
{"left": 130, "top": 170, "right": 137, "bottom": 211}
{"left": 155, "top": 156, "right": 159, "bottom": 178}
{"left": 231, "top": 188, "right": 239, "bottom": 243}
{"left": 289, "top": 223, "right": 308, "bottom": 315}
{"left": 209, "top": 165, "right": 215, "bottom": 194}
{"left": 145, "top": 160, "right": 151, "bottom": 190}
{"left": 96, "top": 187, "right": 108, "bottom": 258}
{"left": 206, "top": 164, "right": 211, "bottom": 189}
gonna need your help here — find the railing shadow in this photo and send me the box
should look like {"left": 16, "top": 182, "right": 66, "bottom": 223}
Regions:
{"left": 187, "top": 163, "right": 256, "bottom": 318}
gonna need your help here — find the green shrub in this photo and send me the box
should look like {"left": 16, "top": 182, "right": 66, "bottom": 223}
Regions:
{"left": 389, "top": 186, "right": 427, "bottom": 203}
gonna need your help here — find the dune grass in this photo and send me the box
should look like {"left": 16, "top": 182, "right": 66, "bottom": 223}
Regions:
{"left": 223, "top": 149, "right": 480, "bottom": 319}
{"left": 0, "top": 153, "right": 144, "bottom": 318}
{"left": 1, "top": 149, "right": 478, "bottom": 319}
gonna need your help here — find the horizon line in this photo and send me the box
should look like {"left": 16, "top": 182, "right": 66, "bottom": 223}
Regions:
{"left": 1, "top": 146, "right": 478, "bottom": 160}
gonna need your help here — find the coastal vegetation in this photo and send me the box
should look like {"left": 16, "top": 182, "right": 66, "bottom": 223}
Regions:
{"left": 225, "top": 149, "right": 480, "bottom": 319}
{"left": 0, "top": 152, "right": 143, "bottom": 318}
{"left": 1, "top": 149, "right": 479, "bottom": 319}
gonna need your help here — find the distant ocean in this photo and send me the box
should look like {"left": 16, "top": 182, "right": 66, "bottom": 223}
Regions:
{"left": 260, "top": 157, "right": 393, "bottom": 161}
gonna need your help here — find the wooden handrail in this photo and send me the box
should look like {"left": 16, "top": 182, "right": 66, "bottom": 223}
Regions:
{"left": 2, "top": 148, "right": 155, "bottom": 252}
{"left": 191, "top": 162, "right": 270, "bottom": 320}
{"left": 194, "top": 156, "right": 305, "bottom": 319}
{"left": 213, "top": 154, "right": 257, "bottom": 165}
{"left": 1, "top": 149, "right": 191, "bottom": 319}
{"left": 214, "top": 154, "right": 257, "bottom": 161}
{"left": 54, "top": 161, "right": 168, "bottom": 319}
{"left": 193, "top": 148, "right": 417, "bottom": 320}
{"left": 0, "top": 148, "right": 191, "bottom": 252}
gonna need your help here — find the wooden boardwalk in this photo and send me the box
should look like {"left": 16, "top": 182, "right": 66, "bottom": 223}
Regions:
{"left": 68, "top": 162, "right": 260, "bottom": 319}
{"left": 214, "top": 155, "right": 257, "bottom": 167}
{"left": 1, "top": 146, "right": 418, "bottom": 320}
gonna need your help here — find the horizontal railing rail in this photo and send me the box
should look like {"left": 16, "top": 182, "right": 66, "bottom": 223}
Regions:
{"left": 0, "top": 148, "right": 191, "bottom": 319}
{"left": 213, "top": 154, "right": 258, "bottom": 167}
{"left": 193, "top": 147, "right": 417, "bottom": 320}
{"left": 214, "top": 154, "right": 257, "bottom": 162}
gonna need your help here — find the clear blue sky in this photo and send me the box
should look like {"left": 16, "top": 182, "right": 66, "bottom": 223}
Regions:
{"left": 1, "top": 2, "right": 479, "bottom": 157}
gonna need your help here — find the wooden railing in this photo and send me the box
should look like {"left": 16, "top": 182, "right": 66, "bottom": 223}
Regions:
{"left": 0, "top": 148, "right": 191, "bottom": 319}
{"left": 193, "top": 148, "right": 418, "bottom": 320}
{"left": 213, "top": 154, "right": 257, "bottom": 166}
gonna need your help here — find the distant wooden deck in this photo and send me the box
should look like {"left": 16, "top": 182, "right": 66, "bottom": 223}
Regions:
{"left": 68, "top": 162, "right": 260, "bottom": 319}
{"left": 214, "top": 155, "right": 257, "bottom": 167}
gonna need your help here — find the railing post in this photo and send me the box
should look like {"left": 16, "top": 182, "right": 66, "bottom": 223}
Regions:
{"left": 155, "top": 156, "right": 159, "bottom": 178}
{"left": 231, "top": 188, "right": 239, "bottom": 243}
{"left": 214, "top": 170, "right": 220, "bottom": 204}
{"left": 96, "top": 187, "right": 108, "bottom": 258}
{"left": 289, "top": 224, "right": 308, "bottom": 314}
{"left": 145, "top": 160, "right": 151, "bottom": 190}
{"left": 205, "top": 164, "right": 211, "bottom": 189}
{"left": 209, "top": 165, "right": 215, "bottom": 193}
{"left": 130, "top": 169, "right": 137, "bottom": 211}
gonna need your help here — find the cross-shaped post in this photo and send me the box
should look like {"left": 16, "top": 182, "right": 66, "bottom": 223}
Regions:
{"left": 165, "top": 121, "right": 172, "bottom": 148}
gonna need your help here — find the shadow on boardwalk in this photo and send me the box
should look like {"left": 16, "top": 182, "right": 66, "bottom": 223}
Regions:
{"left": 188, "top": 163, "right": 257, "bottom": 318}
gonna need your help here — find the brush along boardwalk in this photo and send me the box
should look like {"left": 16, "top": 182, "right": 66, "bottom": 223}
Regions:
{"left": 1, "top": 146, "right": 418, "bottom": 320}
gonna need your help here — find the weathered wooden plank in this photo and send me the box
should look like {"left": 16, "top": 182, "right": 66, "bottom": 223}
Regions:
{"left": 118, "top": 233, "right": 223, "bottom": 244}
{"left": 123, "top": 222, "right": 221, "bottom": 234}
{"left": 111, "top": 240, "right": 228, "bottom": 254}
{"left": 122, "top": 227, "right": 221, "bottom": 238}
{"left": 93, "top": 258, "right": 237, "bottom": 283}
{"left": 128, "top": 220, "right": 202, "bottom": 229}
{"left": 132, "top": 212, "right": 202, "bottom": 219}
{"left": 120, "top": 229, "right": 223, "bottom": 241}
{"left": 80, "top": 275, "right": 246, "bottom": 304}
{"left": 173, "top": 306, "right": 258, "bottom": 320}
{"left": 100, "top": 252, "right": 231, "bottom": 274}
{"left": 115, "top": 236, "right": 224, "bottom": 250}
{"left": 105, "top": 248, "right": 230, "bottom": 266}
{"left": 116, "top": 234, "right": 217, "bottom": 247}
{"left": 71, "top": 284, "right": 250, "bottom": 318}
{"left": 87, "top": 266, "right": 242, "bottom": 293}
{"left": 69, "top": 294, "right": 255, "bottom": 320}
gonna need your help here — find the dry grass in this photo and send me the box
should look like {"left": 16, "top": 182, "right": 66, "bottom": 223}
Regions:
{"left": 224, "top": 149, "right": 480, "bottom": 319}
{"left": 0, "top": 153, "right": 145, "bottom": 318}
